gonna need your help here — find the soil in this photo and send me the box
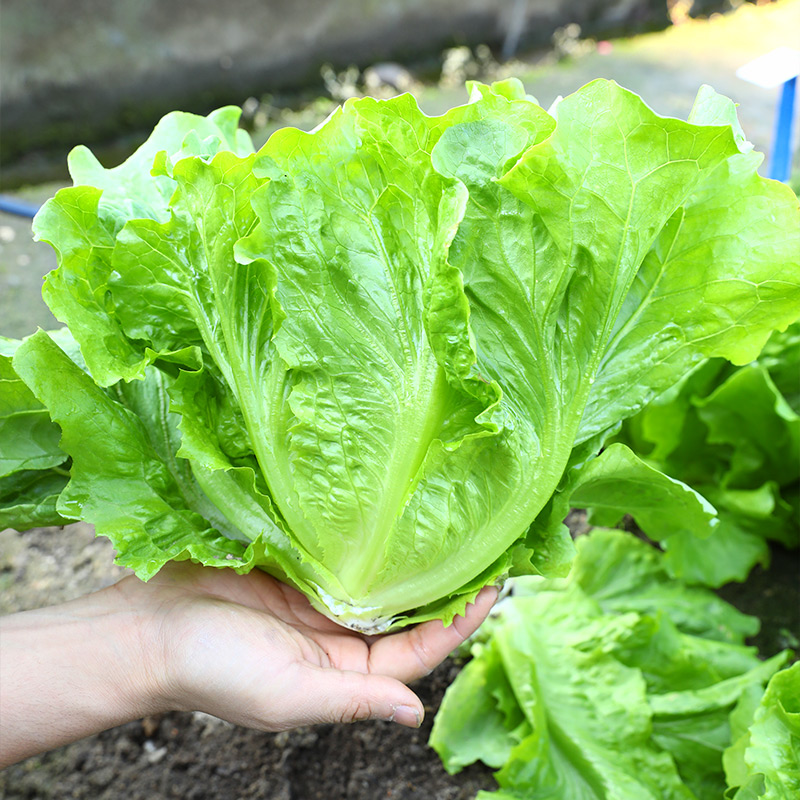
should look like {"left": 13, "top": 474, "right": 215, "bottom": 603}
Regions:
{"left": 2, "top": 516, "right": 798, "bottom": 800}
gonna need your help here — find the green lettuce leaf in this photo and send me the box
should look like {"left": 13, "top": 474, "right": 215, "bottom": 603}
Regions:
{"left": 725, "top": 662, "right": 800, "bottom": 800}
{"left": 0, "top": 342, "right": 65, "bottom": 478}
{"left": 32, "top": 107, "right": 252, "bottom": 386}
{"left": 0, "top": 334, "right": 71, "bottom": 529}
{"left": 0, "top": 468, "right": 70, "bottom": 529}
{"left": 757, "top": 323, "right": 800, "bottom": 415}
{"left": 570, "top": 529, "right": 759, "bottom": 644}
{"left": 12, "top": 331, "right": 251, "bottom": 573}
{"left": 570, "top": 442, "right": 719, "bottom": 544}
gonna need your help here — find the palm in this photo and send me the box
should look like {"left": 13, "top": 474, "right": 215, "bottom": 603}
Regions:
{"left": 117, "top": 562, "right": 495, "bottom": 730}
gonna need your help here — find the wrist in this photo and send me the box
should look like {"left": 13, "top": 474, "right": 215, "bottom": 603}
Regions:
{"left": 0, "top": 581, "right": 165, "bottom": 766}
{"left": 88, "top": 581, "right": 170, "bottom": 718}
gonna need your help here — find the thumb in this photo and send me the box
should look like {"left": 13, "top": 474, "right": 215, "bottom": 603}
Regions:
{"left": 295, "top": 666, "right": 425, "bottom": 729}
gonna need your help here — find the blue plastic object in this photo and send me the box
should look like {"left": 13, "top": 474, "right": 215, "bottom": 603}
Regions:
{"left": 0, "top": 195, "right": 41, "bottom": 218}
{"left": 769, "top": 76, "right": 797, "bottom": 183}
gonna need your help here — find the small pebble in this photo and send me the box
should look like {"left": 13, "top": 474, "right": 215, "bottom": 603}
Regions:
{"left": 143, "top": 739, "right": 168, "bottom": 764}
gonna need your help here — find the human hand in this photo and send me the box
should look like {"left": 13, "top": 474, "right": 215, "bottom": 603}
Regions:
{"left": 110, "top": 562, "right": 498, "bottom": 731}
{"left": 1, "top": 562, "right": 496, "bottom": 767}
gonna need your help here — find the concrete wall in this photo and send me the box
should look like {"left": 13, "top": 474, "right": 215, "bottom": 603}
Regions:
{"left": 2, "top": 0, "right": 672, "bottom": 166}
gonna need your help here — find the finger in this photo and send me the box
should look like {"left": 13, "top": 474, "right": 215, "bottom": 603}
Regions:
{"left": 367, "top": 585, "right": 498, "bottom": 682}
{"left": 291, "top": 666, "right": 425, "bottom": 729}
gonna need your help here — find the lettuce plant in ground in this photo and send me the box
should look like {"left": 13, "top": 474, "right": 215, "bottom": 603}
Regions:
{"left": 3, "top": 79, "right": 799, "bottom": 631}
{"left": 430, "top": 529, "right": 794, "bottom": 800}
{"left": 590, "top": 322, "right": 800, "bottom": 587}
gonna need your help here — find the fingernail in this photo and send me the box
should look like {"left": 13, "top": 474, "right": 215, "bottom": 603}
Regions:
{"left": 390, "top": 705, "right": 423, "bottom": 728}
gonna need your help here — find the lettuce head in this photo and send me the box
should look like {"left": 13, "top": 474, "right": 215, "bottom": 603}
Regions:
{"left": 5, "top": 80, "right": 799, "bottom": 631}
